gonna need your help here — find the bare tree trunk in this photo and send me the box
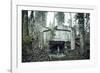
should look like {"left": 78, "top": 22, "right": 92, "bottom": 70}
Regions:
{"left": 70, "top": 13, "right": 75, "bottom": 50}
{"left": 79, "top": 31, "right": 84, "bottom": 55}
{"left": 28, "top": 11, "right": 35, "bottom": 37}
{"left": 79, "top": 16, "right": 85, "bottom": 55}
{"left": 22, "top": 10, "right": 29, "bottom": 37}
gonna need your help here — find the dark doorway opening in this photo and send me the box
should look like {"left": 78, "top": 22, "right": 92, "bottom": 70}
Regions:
{"left": 49, "top": 41, "right": 65, "bottom": 54}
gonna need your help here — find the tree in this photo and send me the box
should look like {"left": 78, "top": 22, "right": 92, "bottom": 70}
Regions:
{"left": 84, "top": 13, "right": 90, "bottom": 33}
{"left": 56, "top": 12, "right": 64, "bottom": 25}
{"left": 84, "top": 13, "right": 90, "bottom": 58}
{"left": 22, "top": 10, "right": 32, "bottom": 62}
{"left": 35, "top": 11, "right": 47, "bottom": 46}
{"left": 69, "top": 13, "right": 75, "bottom": 50}
{"left": 75, "top": 13, "right": 85, "bottom": 55}
{"left": 22, "top": 10, "right": 29, "bottom": 37}
{"left": 28, "top": 11, "right": 35, "bottom": 37}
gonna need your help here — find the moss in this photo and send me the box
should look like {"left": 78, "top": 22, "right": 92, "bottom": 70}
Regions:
{"left": 22, "top": 36, "right": 33, "bottom": 45}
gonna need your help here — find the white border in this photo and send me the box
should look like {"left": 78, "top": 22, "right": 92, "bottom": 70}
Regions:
{"left": 11, "top": 1, "right": 97, "bottom": 73}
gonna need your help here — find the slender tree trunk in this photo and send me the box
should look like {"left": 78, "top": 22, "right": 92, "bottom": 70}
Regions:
{"left": 28, "top": 11, "right": 35, "bottom": 37}
{"left": 79, "top": 15, "right": 85, "bottom": 55}
{"left": 70, "top": 13, "right": 75, "bottom": 50}
{"left": 22, "top": 10, "right": 29, "bottom": 37}
{"left": 79, "top": 31, "right": 84, "bottom": 55}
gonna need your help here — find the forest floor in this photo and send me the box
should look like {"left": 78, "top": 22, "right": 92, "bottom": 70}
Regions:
{"left": 48, "top": 49, "right": 85, "bottom": 61}
{"left": 22, "top": 48, "right": 89, "bottom": 62}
